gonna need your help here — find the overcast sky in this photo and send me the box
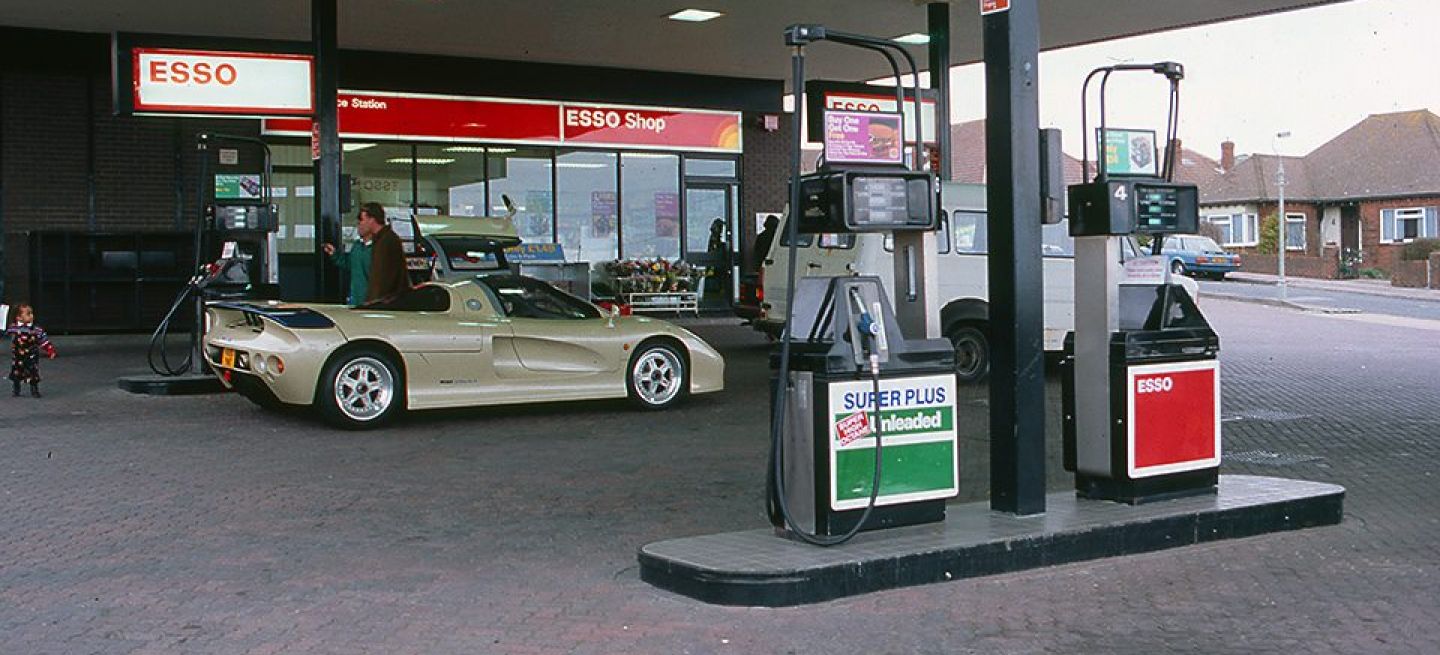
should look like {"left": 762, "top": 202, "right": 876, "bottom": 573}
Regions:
{"left": 945, "top": 0, "right": 1440, "bottom": 162}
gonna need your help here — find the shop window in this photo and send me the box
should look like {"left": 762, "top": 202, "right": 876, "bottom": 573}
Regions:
{"left": 556, "top": 150, "right": 619, "bottom": 263}
{"left": 267, "top": 144, "right": 315, "bottom": 254}
{"left": 685, "top": 158, "right": 737, "bottom": 178}
{"left": 620, "top": 153, "right": 681, "bottom": 260}
{"left": 488, "top": 148, "right": 555, "bottom": 244}
{"left": 342, "top": 142, "right": 415, "bottom": 242}
{"left": 415, "top": 145, "right": 486, "bottom": 216}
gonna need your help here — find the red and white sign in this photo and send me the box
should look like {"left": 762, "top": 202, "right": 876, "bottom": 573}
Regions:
{"left": 133, "top": 48, "right": 313, "bottom": 116}
{"left": 264, "top": 91, "right": 742, "bottom": 153}
{"left": 1127, "top": 360, "right": 1221, "bottom": 478}
{"left": 835, "top": 411, "right": 874, "bottom": 447}
{"left": 981, "top": 0, "right": 1011, "bottom": 15}
{"left": 822, "top": 90, "right": 937, "bottom": 143}
{"left": 563, "top": 103, "right": 741, "bottom": 151}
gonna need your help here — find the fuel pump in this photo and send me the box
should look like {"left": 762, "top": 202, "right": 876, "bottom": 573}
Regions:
{"left": 146, "top": 134, "right": 279, "bottom": 378}
{"left": 1061, "top": 62, "right": 1221, "bottom": 503}
{"left": 767, "top": 25, "right": 957, "bottom": 545}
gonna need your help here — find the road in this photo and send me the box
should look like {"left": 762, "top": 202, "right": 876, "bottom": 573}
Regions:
{"left": 1, "top": 297, "right": 1438, "bottom": 654}
{"left": 1199, "top": 277, "right": 1440, "bottom": 320}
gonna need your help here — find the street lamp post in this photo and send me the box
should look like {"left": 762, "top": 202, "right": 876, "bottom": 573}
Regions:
{"left": 1274, "top": 131, "right": 1291, "bottom": 301}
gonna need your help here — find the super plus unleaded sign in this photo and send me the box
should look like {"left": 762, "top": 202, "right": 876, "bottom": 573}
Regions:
{"left": 827, "top": 374, "right": 958, "bottom": 511}
{"left": 1127, "top": 360, "right": 1221, "bottom": 478}
{"left": 132, "top": 48, "right": 314, "bottom": 116}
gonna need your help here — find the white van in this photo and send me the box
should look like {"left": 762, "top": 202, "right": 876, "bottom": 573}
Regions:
{"left": 745, "top": 182, "right": 1196, "bottom": 382}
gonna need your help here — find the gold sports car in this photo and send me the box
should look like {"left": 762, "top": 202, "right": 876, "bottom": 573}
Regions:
{"left": 202, "top": 274, "right": 725, "bottom": 429}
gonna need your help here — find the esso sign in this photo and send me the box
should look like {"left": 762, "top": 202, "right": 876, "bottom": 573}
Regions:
{"left": 566, "top": 108, "right": 624, "bottom": 129}
{"left": 131, "top": 48, "right": 314, "bottom": 116}
{"left": 828, "top": 99, "right": 885, "bottom": 112}
{"left": 565, "top": 108, "right": 669, "bottom": 134}
{"left": 147, "top": 59, "right": 238, "bottom": 86}
{"left": 1135, "top": 376, "right": 1174, "bottom": 394}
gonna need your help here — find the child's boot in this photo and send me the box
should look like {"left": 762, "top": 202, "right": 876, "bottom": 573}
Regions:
{"left": 29, "top": 383, "right": 40, "bottom": 398}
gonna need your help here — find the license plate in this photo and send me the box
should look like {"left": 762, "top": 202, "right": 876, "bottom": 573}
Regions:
{"left": 221, "top": 348, "right": 236, "bottom": 369}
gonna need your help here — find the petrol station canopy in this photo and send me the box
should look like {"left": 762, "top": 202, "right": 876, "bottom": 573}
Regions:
{"left": 3, "top": 0, "right": 1347, "bottom": 82}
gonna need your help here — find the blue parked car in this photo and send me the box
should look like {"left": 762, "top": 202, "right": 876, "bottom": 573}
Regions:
{"left": 1161, "top": 235, "right": 1241, "bottom": 280}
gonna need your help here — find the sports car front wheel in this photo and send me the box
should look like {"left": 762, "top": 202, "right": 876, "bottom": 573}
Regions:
{"left": 626, "top": 342, "right": 689, "bottom": 411}
{"left": 318, "top": 349, "right": 404, "bottom": 429}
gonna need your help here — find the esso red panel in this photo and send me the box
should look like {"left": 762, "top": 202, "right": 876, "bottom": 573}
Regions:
{"left": 561, "top": 105, "right": 741, "bottom": 151}
{"left": 1130, "top": 362, "right": 1219, "bottom": 473}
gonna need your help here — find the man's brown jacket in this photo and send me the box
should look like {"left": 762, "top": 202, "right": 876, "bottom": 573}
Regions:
{"left": 366, "top": 224, "right": 411, "bottom": 303}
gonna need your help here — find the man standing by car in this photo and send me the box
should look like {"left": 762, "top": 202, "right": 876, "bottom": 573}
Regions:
{"left": 361, "top": 202, "right": 411, "bottom": 304}
{"left": 322, "top": 210, "right": 374, "bottom": 306}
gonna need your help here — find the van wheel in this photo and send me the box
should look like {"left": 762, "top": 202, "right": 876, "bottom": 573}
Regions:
{"left": 318, "top": 348, "right": 404, "bottom": 429}
{"left": 947, "top": 322, "right": 990, "bottom": 384}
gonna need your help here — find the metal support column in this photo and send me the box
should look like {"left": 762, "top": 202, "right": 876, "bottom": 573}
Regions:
{"left": 982, "top": 0, "right": 1046, "bottom": 515}
{"left": 312, "top": 0, "right": 341, "bottom": 301}
{"left": 928, "top": 2, "right": 952, "bottom": 182}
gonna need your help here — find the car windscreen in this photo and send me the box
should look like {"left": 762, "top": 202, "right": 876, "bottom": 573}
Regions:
{"left": 1192, "top": 236, "right": 1224, "bottom": 252}
{"left": 478, "top": 275, "right": 601, "bottom": 320}
{"left": 434, "top": 237, "right": 506, "bottom": 271}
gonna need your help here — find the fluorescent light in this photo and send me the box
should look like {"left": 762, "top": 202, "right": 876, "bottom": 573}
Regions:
{"left": 386, "top": 157, "right": 455, "bottom": 165}
{"left": 667, "top": 8, "right": 723, "bottom": 22}
{"left": 557, "top": 162, "right": 608, "bottom": 169}
{"left": 442, "top": 146, "right": 488, "bottom": 153}
{"left": 892, "top": 33, "right": 930, "bottom": 45}
{"left": 342, "top": 143, "right": 375, "bottom": 152}
{"left": 488, "top": 147, "right": 517, "bottom": 154}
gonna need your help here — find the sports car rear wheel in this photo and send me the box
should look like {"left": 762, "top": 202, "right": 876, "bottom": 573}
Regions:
{"left": 319, "top": 349, "right": 403, "bottom": 429}
{"left": 627, "top": 341, "right": 688, "bottom": 411}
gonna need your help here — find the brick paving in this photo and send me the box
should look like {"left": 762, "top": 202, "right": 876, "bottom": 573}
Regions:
{"left": 0, "top": 298, "right": 1437, "bottom": 654}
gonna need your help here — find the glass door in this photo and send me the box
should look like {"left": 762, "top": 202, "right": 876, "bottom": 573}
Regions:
{"left": 684, "top": 184, "right": 737, "bottom": 308}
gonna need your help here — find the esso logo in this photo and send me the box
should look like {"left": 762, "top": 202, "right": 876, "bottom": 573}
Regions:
{"left": 147, "top": 59, "right": 238, "bottom": 86}
{"left": 565, "top": 108, "right": 623, "bottom": 130}
{"left": 1136, "top": 377, "right": 1174, "bottom": 394}
{"left": 828, "top": 99, "right": 884, "bottom": 112}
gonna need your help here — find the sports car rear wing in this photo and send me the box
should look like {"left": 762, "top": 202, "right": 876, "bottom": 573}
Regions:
{"left": 207, "top": 301, "right": 336, "bottom": 329}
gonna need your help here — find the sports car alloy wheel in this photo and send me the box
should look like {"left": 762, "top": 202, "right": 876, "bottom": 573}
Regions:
{"left": 334, "top": 356, "right": 394, "bottom": 422}
{"left": 631, "top": 346, "right": 684, "bottom": 408}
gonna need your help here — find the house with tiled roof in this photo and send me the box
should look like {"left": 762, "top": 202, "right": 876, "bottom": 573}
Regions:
{"left": 1198, "top": 109, "right": 1440, "bottom": 278}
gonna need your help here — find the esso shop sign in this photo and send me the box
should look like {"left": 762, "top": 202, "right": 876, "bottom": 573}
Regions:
{"left": 1127, "top": 359, "right": 1221, "bottom": 478}
{"left": 133, "top": 48, "right": 314, "bottom": 116}
{"left": 562, "top": 104, "right": 741, "bottom": 152}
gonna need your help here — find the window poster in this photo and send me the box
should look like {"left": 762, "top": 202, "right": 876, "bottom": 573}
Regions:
{"left": 655, "top": 192, "right": 680, "bottom": 238}
{"left": 591, "top": 191, "right": 617, "bottom": 237}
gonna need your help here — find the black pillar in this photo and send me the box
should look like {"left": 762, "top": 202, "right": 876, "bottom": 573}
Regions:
{"left": 982, "top": 0, "right": 1046, "bottom": 515}
{"left": 312, "top": 0, "right": 341, "bottom": 301}
{"left": 928, "top": 2, "right": 952, "bottom": 181}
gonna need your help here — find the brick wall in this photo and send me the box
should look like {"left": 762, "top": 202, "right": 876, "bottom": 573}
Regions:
{"left": 739, "top": 111, "right": 790, "bottom": 273}
{"left": 1390, "top": 260, "right": 1429, "bottom": 288}
{"left": 1238, "top": 251, "right": 1340, "bottom": 279}
{"left": 1359, "top": 197, "right": 1440, "bottom": 274}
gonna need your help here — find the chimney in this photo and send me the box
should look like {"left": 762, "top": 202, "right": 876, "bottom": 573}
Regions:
{"left": 1221, "top": 141, "right": 1236, "bottom": 172}
{"left": 1170, "top": 138, "right": 1183, "bottom": 168}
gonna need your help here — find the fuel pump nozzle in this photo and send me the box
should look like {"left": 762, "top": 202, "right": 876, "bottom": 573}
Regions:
{"left": 848, "top": 287, "right": 888, "bottom": 375}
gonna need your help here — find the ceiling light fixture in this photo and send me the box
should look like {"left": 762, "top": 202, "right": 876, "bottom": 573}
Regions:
{"left": 386, "top": 157, "right": 455, "bottom": 165}
{"left": 342, "top": 143, "right": 376, "bottom": 152}
{"left": 667, "top": 8, "right": 724, "bottom": 22}
{"left": 442, "top": 146, "right": 488, "bottom": 153}
{"left": 892, "top": 33, "right": 930, "bottom": 45}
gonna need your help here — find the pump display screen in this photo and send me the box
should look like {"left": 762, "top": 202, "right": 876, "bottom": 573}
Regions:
{"left": 1132, "top": 183, "right": 1197, "bottom": 234}
{"left": 850, "top": 177, "right": 910, "bottom": 226}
